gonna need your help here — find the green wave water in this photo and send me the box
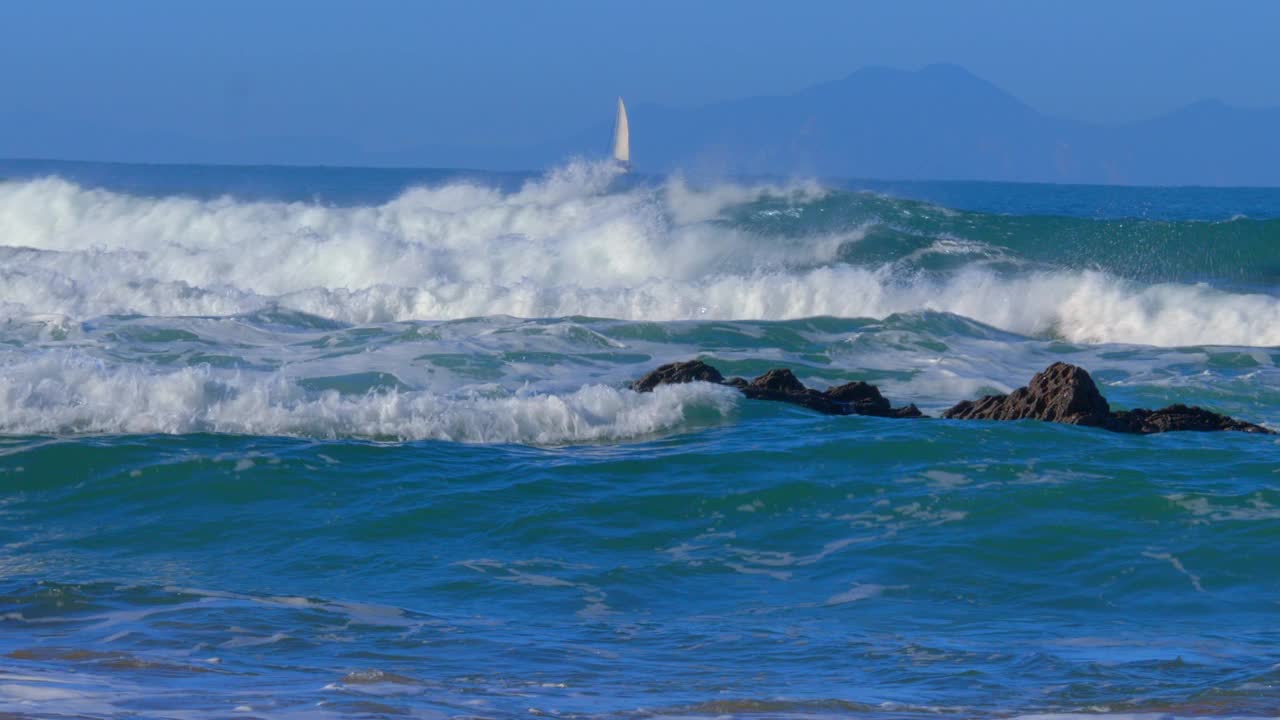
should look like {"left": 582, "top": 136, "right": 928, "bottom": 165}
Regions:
{"left": 736, "top": 191, "right": 1280, "bottom": 287}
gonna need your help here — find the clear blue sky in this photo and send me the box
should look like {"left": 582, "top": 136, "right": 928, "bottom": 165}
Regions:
{"left": 2, "top": 0, "right": 1277, "bottom": 153}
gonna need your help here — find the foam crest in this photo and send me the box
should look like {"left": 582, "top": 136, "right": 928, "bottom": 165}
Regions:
{"left": 2, "top": 164, "right": 1280, "bottom": 347}
{"left": 0, "top": 353, "right": 739, "bottom": 444}
{"left": 275, "top": 268, "right": 1280, "bottom": 346}
{"left": 0, "top": 163, "right": 824, "bottom": 294}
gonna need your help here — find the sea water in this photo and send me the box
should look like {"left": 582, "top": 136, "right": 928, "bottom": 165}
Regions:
{"left": 1, "top": 158, "right": 1279, "bottom": 718}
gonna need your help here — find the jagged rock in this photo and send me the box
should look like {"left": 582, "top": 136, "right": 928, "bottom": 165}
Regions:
{"left": 943, "top": 362, "right": 1273, "bottom": 435}
{"left": 1111, "top": 404, "right": 1274, "bottom": 435}
{"left": 942, "top": 362, "right": 1111, "bottom": 426}
{"left": 631, "top": 360, "right": 724, "bottom": 392}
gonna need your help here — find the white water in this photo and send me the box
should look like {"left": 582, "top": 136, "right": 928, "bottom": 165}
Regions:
{"left": 2, "top": 161, "right": 1279, "bottom": 347}
{"left": 0, "top": 351, "right": 739, "bottom": 443}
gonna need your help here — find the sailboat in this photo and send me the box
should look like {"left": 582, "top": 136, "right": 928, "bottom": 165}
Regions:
{"left": 611, "top": 97, "right": 630, "bottom": 171}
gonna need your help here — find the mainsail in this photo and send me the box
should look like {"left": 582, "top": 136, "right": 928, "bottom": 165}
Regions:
{"left": 612, "top": 97, "right": 630, "bottom": 167}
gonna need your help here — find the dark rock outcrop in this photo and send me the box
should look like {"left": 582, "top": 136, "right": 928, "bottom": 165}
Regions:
{"left": 943, "top": 361, "right": 1273, "bottom": 435}
{"left": 825, "top": 381, "right": 923, "bottom": 418}
{"left": 631, "top": 359, "right": 1271, "bottom": 435}
{"left": 632, "top": 360, "right": 921, "bottom": 418}
{"left": 630, "top": 360, "right": 724, "bottom": 392}
{"left": 1111, "top": 404, "right": 1273, "bottom": 435}
{"left": 740, "top": 369, "right": 848, "bottom": 415}
{"left": 889, "top": 404, "right": 926, "bottom": 419}
{"left": 826, "top": 381, "right": 891, "bottom": 415}
{"left": 942, "top": 362, "right": 1111, "bottom": 427}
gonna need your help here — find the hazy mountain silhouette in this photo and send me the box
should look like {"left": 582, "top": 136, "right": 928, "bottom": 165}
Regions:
{"left": 3, "top": 64, "right": 1278, "bottom": 186}
{"left": 544, "top": 64, "right": 1280, "bottom": 186}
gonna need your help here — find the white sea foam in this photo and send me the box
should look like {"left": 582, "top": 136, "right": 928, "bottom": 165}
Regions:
{"left": 0, "top": 353, "right": 738, "bottom": 444}
{"left": 2, "top": 163, "right": 1279, "bottom": 347}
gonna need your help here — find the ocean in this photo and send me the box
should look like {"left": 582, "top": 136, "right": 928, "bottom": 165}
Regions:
{"left": 1, "top": 158, "right": 1279, "bottom": 719}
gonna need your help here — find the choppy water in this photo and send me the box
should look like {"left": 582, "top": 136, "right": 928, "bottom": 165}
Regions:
{"left": 1, "top": 159, "right": 1279, "bottom": 719}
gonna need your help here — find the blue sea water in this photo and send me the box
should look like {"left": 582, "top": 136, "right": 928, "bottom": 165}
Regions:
{"left": 1, "top": 158, "right": 1279, "bottom": 719}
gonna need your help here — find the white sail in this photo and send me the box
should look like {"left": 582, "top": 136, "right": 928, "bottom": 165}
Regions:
{"left": 612, "top": 97, "right": 630, "bottom": 166}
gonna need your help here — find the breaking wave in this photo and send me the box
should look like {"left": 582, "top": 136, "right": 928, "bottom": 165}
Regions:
{"left": 0, "top": 352, "right": 739, "bottom": 443}
{"left": 1, "top": 161, "right": 1279, "bottom": 347}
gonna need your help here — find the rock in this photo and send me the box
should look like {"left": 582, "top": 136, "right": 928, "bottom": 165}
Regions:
{"left": 748, "top": 368, "right": 807, "bottom": 395}
{"left": 943, "top": 362, "right": 1273, "bottom": 435}
{"left": 823, "top": 380, "right": 923, "bottom": 418}
{"left": 942, "top": 362, "right": 1111, "bottom": 427}
{"left": 631, "top": 360, "right": 724, "bottom": 392}
{"left": 1110, "top": 404, "right": 1274, "bottom": 435}
{"left": 941, "top": 395, "right": 1004, "bottom": 421}
{"left": 630, "top": 359, "right": 1271, "bottom": 435}
{"left": 826, "top": 381, "right": 892, "bottom": 416}
{"left": 741, "top": 368, "right": 848, "bottom": 415}
{"left": 890, "top": 404, "right": 925, "bottom": 419}
{"left": 631, "top": 360, "right": 922, "bottom": 418}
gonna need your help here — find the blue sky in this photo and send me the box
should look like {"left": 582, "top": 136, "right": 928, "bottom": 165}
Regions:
{"left": 2, "top": 0, "right": 1278, "bottom": 153}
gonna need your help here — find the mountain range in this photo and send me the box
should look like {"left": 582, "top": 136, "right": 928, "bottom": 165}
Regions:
{"left": 563, "top": 64, "right": 1280, "bottom": 186}
{"left": 4, "top": 64, "right": 1278, "bottom": 186}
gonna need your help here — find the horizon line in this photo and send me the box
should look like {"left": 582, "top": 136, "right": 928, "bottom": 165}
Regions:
{"left": 5, "top": 155, "right": 1280, "bottom": 192}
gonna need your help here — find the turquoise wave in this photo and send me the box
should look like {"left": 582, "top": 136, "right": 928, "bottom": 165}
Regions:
{"left": 729, "top": 190, "right": 1280, "bottom": 287}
